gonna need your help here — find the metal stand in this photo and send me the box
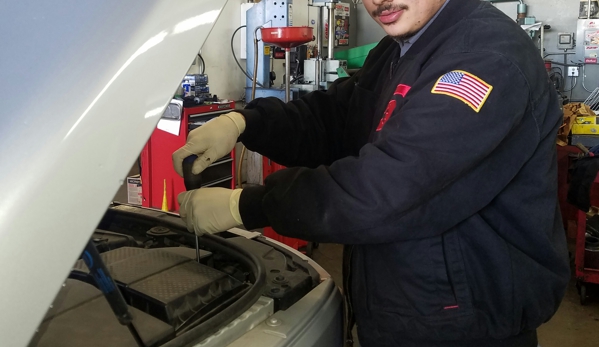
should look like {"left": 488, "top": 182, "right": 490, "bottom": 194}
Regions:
{"left": 328, "top": 3, "right": 336, "bottom": 59}
{"left": 260, "top": 26, "right": 313, "bottom": 102}
{"left": 315, "top": 6, "right": 324, "bottom": 90}
{"left": 285, "top": 48, "right": 291, "bottom": 102}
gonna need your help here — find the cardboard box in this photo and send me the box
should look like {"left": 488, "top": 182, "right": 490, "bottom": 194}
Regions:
{"left": 127, "top": 175, "right": 142, "bottom": 205}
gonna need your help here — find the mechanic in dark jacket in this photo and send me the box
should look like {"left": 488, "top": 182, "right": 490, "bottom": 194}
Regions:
{"left": 173, "top": 0, "right": 570, "bottom": 346}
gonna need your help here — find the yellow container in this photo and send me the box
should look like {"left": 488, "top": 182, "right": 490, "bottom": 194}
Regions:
{"left": 572, "top": 116, "right": 599, "bottom": 134}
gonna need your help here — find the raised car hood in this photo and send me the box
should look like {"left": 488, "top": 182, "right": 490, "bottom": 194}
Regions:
{"left": 0, "top": 1, "right": 226, "bottom": 345}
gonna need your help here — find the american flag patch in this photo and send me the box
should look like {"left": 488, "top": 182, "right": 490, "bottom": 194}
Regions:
{"left": 431, "top": 70, "right": 493, "bottom": 113}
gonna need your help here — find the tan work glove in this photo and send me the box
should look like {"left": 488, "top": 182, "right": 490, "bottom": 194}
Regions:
{"left": 178, "top": 188, "right": 244, "bottom": 235}
{"left": 172, "top": 112, "right": 245, "bottom": 176}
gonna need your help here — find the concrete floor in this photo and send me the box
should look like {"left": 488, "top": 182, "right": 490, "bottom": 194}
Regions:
{"left": 112, "top": 170, "right": 599, "bottom": 346}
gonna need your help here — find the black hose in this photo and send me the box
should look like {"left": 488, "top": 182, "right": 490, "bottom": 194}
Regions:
{"left": 197, "top": 53, "right": 205, "bottom": 75}
{"left": 548, "top": 60, "right": 579, "bottom": 67}
{"left": 231, "top": 25, "right": 266, "bottom": 88}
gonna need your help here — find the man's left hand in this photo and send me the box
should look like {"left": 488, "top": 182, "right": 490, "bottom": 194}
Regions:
{"left": 178, "top": 188, "right": 244, "bottom": 235}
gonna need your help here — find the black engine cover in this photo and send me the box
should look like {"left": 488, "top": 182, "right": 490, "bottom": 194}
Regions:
{"left": 70, "top": 247, "right": 242, "bottom": 330}
{"left": 30, "top": 279, "right": 174, "bottom": 347}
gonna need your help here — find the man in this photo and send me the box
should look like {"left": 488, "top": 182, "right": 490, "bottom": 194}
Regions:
{"left": 173, "top": 0, "right": 570, "bottom": 346}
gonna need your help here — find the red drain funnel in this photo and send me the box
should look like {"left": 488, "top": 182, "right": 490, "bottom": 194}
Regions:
{"left": 260, "top": 26, "right": 313, "bottom": 49}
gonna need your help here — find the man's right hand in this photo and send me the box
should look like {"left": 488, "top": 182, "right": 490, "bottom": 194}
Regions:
{"left": 172, "top": 112, "right": 245, "bottom": 177}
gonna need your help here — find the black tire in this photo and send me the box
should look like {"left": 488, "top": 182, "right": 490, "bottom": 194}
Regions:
{"left": 580, "top": 284, "right": 587, "bottom": 305}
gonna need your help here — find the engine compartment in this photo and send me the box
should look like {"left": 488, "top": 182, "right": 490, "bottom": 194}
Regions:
{"left": 71, "top": 247, "right": 245, "bottom": 331}
{"left": 29, "top": 204, "right": 320, "bottom": 347}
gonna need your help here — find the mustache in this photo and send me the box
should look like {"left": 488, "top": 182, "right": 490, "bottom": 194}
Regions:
{"left": 372, "top": 4, "right": 408, "bottom": 17}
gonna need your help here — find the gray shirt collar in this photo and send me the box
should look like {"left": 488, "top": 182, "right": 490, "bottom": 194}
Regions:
{"left": 398, "top": 0, "right": 450, "bottom": 57}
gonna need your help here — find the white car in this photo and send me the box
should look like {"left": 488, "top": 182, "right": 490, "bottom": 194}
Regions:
{"left": 0, "top": 1, "right": 343, "bottom": 346}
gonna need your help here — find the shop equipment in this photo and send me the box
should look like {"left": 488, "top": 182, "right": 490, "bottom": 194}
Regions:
{"left": 261, "top": 26, "right": 313, "bottom": 102}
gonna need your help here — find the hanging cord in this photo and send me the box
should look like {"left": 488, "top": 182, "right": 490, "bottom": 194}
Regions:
{"left": 582, "top": 63, "right": 597, "bottom": 93}
{"left": 564, "top": 76, "right": 577, "bottom": 93}
{"left": 251, "top": 26, "right": 263, "bottom": 100}
{"left": 231, "top": 25, "right": 266, "bottom": 88}
{"left": 197, "top": 53, "right": 205, "bottom": 74}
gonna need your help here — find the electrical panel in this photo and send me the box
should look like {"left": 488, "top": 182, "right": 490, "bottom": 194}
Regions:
{"left": 558, "top": 32, "right": 575, "bottom": 50}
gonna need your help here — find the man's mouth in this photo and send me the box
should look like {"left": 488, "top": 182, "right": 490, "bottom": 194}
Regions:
{"left": 378, "top": 9, "right": 404, "bottom": 25}
{"left": 373, "top": 5, "right": 407, "bottom": 25}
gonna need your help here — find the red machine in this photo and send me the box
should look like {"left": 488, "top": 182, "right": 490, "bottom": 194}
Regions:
{"left": 140, "top": 101, "right": 236, "bottom": 212}
{"left": 575, "top": 171, "right": 599, "bottom": 305}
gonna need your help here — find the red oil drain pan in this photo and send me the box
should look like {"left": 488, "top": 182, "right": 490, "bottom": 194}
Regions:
{"left": 260, "top": 26, "right": 313, "bottom": 49}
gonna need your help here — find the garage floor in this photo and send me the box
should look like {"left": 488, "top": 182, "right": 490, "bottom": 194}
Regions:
{"left": 113, "top": 168, "right": 599, "bottom": 346}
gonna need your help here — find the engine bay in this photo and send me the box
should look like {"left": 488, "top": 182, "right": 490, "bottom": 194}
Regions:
{"left": 29, "top": 204, "right": 320, "bottom": 347}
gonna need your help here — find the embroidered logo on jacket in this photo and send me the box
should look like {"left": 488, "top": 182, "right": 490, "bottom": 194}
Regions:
{"left": 431, "top": 70, "right": 493, "bottom": 113}
{"left": 376, "top": 84, "right": 412, "bottom": 131}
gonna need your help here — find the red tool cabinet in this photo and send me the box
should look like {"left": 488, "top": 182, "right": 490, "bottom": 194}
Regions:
{"left": 575, "top": 171, "right": 599, "bottom": 305}
{"left": 140, "top": 101, "right": 236, "bottom": 212}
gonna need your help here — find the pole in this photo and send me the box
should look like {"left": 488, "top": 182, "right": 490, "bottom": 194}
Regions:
{"left": 315, "top": 6, "right": 323, "bottom": 90}
{"left": 540, "top": 23, "right": 544, "bottom": 58}
{"left": 285, "top": 48, "right": 291, "bottom": 102}
{"left": 328, "top": 3, "right": 335, "bottom": 60}
{"left": 316, "top": 6, "right": 323, "bottom": 58}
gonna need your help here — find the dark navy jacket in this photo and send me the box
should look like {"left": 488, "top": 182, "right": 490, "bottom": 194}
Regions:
{"left": 238, "top": 0, "right": 570, "bottom": 346}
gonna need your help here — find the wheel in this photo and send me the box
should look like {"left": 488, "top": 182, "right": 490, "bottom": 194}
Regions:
{"left": 580, "top": 284, "right": 587, "bottom": 305}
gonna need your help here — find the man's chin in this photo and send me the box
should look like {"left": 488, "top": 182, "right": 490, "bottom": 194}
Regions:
{"left": 382, "top": 27, "right": 418, "bottom": 42}
{"left": 377, "top": 21, "right": 409, "bottom": 37}
{"left": 392, "top": 32, "right": 417, "bottom": 42}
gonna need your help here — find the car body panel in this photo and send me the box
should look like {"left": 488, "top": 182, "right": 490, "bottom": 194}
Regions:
{"left": 224, "top": 230, "right": 343, "bottom": 347}
{"left": 0, "top": 1, "right": 226, "bottom": 345}
{"left": 226, "top": 279, "right": 343, "bottom": 347}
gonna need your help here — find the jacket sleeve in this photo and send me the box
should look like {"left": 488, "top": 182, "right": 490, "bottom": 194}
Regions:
{"left": 238, "top": 38, "right": 393, "bottom": 167}
{"left": 238, "top": 75, "right": 356, "bottom": 168}
{"left": 239, "top": 52, "right": 552, "bottom": 244}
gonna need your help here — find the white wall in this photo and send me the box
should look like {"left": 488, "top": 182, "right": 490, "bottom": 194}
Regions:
{"left": 184, "top": 0, "right": 246, "bottom": 101}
